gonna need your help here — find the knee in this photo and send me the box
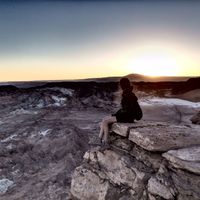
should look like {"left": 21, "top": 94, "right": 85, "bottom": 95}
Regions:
{"left": 102, "top": 119, "right": 109, "bottom": 126}
{"left": 101, "top": 116, "right": 114, "bottom": 126}
{"left": 99, "top": 120, "right": 107, "bottom": 127}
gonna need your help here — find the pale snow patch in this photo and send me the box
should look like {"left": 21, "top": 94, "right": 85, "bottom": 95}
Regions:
{"left": 49, "top": 87, "right": 74, "bottom": 96}
{"left": 6, "top": 144, "right": 14, "bottom": 150}
{"left": 0, "top": 179, "right": 14, "bottom": 194}
{"left": 11, "top": 169, "right": 21, "bottom": 177}
{"left": 10, "top": 108, "right": 38, "bottom": 115}
{"left": 1, "top": 134, "right": 18, "bottom": 143}
{"left": 141, "top": 98, "right": 200, "bottom": 108}
{"left": 51, "top": 95, "right": 66, "bottom": 106}
{"left": 39, "top": 129, "right": 52, "bottom": 137}
{"left": 80, "top": 125, "right": 92, "bottom": 130}
{"left": 36, "top": 100, "right": 45, "bottom": 108}
{"left": 30, "top": 133, "right": 37, "bottom": 139}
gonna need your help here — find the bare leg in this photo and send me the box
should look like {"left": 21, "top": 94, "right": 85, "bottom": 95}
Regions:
{"left": 100, "top": 116, "right": 117, "bottom": 143}
{"left": 99, "top": 122, "right": 104, "bottom": 141}
{"left": 99, "top": 116, "right": 111, "bottom": 140}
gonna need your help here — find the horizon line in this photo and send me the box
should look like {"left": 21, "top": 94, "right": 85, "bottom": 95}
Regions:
{"left": 0, "top": 74, "right": 199, "bottom": 84}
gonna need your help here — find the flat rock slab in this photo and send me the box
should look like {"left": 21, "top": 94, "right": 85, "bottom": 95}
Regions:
{"left": 163, "top": 146, "right": 200, "bottom": 175}
{"left": 111, "top": 123, "right": 137, "bottom": 137}
{"left": 111, "top": 121, "right": 168, "bottom": 138}
{"left": 128, "top": 123, "right": 200, "bottom": 152}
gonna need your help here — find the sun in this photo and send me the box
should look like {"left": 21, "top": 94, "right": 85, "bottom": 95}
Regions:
{"left": 126, "top": 52, "right": 180, "bottom": 77}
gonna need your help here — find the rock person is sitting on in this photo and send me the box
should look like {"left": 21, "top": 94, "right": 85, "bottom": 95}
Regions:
{"left": 99, "top": 77, "right": 143, "bottom": 146}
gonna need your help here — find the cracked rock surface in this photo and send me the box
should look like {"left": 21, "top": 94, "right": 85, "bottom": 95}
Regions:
{"left": 71, "top": 122, "right": 200, "bottom": 200}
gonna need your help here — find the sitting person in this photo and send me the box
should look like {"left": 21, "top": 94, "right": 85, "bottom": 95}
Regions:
{"left": 99, "top": 77, "right": 143, "bottom": 146}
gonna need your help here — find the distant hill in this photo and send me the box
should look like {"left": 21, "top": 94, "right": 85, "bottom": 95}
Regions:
{"left": 78, "top": 74, "right": 194, "bottom": 82}
{"left": 0, "top": 74, "right": 198, "bottom": 89}
{"left": 125, "top": 74, "right": 192, "bottom": 82}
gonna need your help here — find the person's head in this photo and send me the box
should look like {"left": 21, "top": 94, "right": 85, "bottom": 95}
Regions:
{"left": 119, "top": 77, "right": 132, "bottom": 91}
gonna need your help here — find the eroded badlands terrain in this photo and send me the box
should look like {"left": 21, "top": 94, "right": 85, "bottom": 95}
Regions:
{"left": 0, "top": 80, "right": 199, "bottom": 199}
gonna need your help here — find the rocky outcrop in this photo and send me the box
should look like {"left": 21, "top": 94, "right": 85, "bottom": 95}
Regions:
{"left": 191, "top": 111, "right": 200, "bottom": 124}
{"left": 0, "top": 82, "right": 117, "bottom": 111}
{"left": 70, "top": 122, "right": 200, "bottom": 200}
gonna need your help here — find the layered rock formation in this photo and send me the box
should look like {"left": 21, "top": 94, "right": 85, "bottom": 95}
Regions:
{"left": 70, "top": 122, "right": 200, "bottom": 200}
{"left": 0, "top": 82, "right": 117, "bottom": 112}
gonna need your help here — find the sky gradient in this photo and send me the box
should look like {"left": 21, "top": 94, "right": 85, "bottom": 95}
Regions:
{"left": 0, "top": 0, "right": 200, "bottom": 81}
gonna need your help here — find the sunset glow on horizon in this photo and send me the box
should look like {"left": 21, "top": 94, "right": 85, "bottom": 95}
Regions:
{"left": 0, "top": 0, "right": 200, "bottom": 82}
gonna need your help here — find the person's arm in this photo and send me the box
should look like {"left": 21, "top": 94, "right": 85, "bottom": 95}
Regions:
{"left": 121, "top": 96, "right": 131, "bottom": 113}
{"left": 111, "top": 108, "right": 122, "bottom": 116}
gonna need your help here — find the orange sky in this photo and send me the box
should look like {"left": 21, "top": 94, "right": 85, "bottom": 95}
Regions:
{"left": 0, "top": 1, "right": 200, "bottom": 81}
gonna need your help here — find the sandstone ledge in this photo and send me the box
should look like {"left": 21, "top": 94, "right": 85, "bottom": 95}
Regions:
{"left": 112, "top": 121, "right": 200, "bottom": 152}
{"left": 71, "top": 122, "right": 200, "bottom": 200}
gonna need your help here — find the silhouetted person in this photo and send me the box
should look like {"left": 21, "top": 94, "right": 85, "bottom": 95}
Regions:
{"left": 99, "top": 77, "right": 143, "bottom": 146}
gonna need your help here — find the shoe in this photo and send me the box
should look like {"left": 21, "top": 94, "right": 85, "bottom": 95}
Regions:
{"left": 100, "top": 141, "right": 110, "bottom": 151}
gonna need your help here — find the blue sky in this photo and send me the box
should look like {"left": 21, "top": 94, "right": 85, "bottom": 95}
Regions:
{"left": 0, "top": 0, "right": 200, "bottom": 81}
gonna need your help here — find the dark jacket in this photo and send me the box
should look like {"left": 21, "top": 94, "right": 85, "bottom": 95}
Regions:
{"left": 112, "top": 87, "right": 143, "bottom": 123}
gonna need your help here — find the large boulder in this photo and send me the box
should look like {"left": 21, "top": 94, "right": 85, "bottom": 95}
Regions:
{"left": 111, "top": 121, "right": 200, "bottom": 152}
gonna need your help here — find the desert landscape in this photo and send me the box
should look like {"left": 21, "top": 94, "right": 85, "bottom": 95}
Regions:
{"left": 0, "top": 74, "right": 199, "bottom": 199}
{"left": 1, "top": 0, "right": 200, "bottom": 199}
